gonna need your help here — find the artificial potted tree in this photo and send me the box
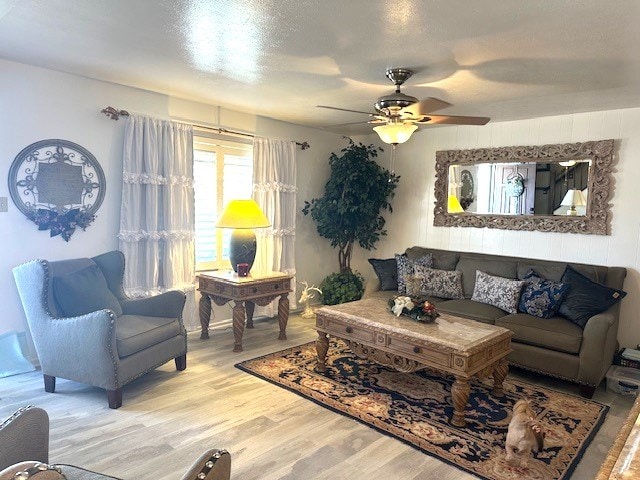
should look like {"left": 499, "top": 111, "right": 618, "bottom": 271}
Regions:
{"left": 302, "top": 138, "right": 399, "bottom": 305}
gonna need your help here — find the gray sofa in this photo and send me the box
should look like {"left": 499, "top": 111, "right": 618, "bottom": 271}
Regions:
{"left": 364, "top": 246, "right": 627, "bottom": 397}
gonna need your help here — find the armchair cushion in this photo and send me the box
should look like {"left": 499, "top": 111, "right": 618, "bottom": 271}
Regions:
{"left": 116, "top": 315, "right": 182, "bottom": 358}
{"left": 53, "top": 264, "right": 123, "bottom": 317}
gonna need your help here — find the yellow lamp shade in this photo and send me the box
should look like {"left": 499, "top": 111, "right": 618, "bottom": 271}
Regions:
{"left": 373, "top": 123, "right": 418, "bottom": 145}
{"left": 215, "top": 199, "right": 271, "bottom": 229}
{"left": 215, "top": 199, "right": 270, "bottom": 274}
{"left": 448, "top": 195, "right": 464, "bottom": 213}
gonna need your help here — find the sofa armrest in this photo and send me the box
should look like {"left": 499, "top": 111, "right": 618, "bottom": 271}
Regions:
{"left": 179, "top": 449, "right": 230, "bottom": 480}
{"left": 0, "top": 406, "right": 49, "bottom": 470}
{"left": 363, "top": 278, "right": 381, "bottom": 299}
{"left": 578, "top": 311, "right": 618, "bottom": 385}
{"left": 120, "top": 290, "right": 186, "bottom": 318}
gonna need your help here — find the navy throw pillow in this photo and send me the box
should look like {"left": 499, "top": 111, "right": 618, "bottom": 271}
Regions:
{"left": 558, "top": 265, "right": 626, "bottom": 328}
{"left": 518, "top": 269, "right": 570, "bottom": 318}
{"left": 368, "top": 258, "right": 398, "bottom": 291}
{"left": 53, "top": 264, "right": 123, "bottom": 317}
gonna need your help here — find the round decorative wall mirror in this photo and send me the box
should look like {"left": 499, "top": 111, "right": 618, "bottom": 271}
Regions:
{"left": 459, "top": 169, "right": 475, "bottom": 210}
{"left": 8, "top": 139, "right": 106, "bottom": 241}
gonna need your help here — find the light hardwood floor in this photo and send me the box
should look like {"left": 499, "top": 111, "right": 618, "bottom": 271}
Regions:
{"left": 0, "top": 314, "right": 635, "bottom": 479}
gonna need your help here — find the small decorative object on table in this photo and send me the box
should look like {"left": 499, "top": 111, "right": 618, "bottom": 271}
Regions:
{"left": 388, "top": 295, "right": 439, "bottom": 323}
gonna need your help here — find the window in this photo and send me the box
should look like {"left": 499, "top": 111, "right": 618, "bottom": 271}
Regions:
{"left": 194, "top": 134, "right": 253, "bottom": 271}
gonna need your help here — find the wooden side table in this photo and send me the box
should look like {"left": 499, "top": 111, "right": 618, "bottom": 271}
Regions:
{"left": 197, "top": 270, "right": 292, "bottom": 352}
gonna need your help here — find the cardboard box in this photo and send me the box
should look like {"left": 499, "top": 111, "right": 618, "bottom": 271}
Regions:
{"left": 606, "top": 365, "right": 640, "bottom": 396}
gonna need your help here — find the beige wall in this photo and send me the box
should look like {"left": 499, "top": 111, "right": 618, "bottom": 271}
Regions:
{"left": 352, "top": 109, "right": 640, "bottom": 348}
{"left": 3, "top": 57, "right": 639, "bottom": 353}
{"left": 0, "top": 59, "right": 342, "bottom": 342}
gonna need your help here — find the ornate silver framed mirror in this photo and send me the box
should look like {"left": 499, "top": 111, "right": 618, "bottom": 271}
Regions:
{"left": 433, "top": 139, "right": 615, "bottom": 235}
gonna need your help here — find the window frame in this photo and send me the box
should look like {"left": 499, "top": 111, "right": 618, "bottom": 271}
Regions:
{"left": 193, "top": 133, "right": 253, "bottom": 272}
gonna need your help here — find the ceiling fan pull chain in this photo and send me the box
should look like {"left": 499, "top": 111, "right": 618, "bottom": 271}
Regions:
{"left": 390, "top": 144, "right": 397, "bottom": 176}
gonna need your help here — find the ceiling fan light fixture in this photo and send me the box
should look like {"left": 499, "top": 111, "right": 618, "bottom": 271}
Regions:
{"left": 373, "top": 122, "right": 418, "bottom": 145}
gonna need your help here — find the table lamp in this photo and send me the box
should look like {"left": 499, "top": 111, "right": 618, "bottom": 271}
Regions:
{"left": 560, "top": 189, "right": 587, "bottom": 216}
{"left": 448, "top": 194, "right": 465, "bottom": 214}
{"left": 215, "top": 199, "right": 271, "bottom": 274}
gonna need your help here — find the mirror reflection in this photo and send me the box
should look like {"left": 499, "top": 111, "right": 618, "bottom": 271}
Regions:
{"left": 447, "top": 160, "right": 591, "bottom": 216}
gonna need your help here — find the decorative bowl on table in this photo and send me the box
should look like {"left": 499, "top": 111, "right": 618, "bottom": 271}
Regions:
{"left": 388, "top": 295, "right": 439, "bottom": 323}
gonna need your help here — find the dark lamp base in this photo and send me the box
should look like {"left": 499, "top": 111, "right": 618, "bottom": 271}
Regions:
{"left": 229, "top": 229, "right": 257, "bottom": 273}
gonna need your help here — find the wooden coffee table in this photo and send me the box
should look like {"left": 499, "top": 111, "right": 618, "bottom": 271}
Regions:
{"left": 315, "top": 298, "right": 513, "bottom": 427}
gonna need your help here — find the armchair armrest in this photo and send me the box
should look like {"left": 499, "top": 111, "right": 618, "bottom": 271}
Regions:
{"left": 0, "top": 406, "right": 49, "bottom": 470}
{"left": 120, "top": 290, "right": 186, "bottom": 318}
{"left": 179, "top": 449, "right": 230, "bottom": 480}
{"left": 36, "top": 311, "right": 119, "bottom": 389}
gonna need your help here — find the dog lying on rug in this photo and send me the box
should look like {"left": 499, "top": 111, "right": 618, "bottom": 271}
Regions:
{"left": 505, "top": 398, "right": 545, "bottom": 467}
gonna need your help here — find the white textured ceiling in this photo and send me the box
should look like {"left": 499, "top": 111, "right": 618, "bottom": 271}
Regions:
{"left": 1, "top": 0, "right": 639, "bottom": 134}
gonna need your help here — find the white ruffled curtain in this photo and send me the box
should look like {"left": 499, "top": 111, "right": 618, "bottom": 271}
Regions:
{"left": 118, "top": 114, "right": 197, "bottom": 329}
{"left": 252, "top": 137, "right": 297, "bottom": 317}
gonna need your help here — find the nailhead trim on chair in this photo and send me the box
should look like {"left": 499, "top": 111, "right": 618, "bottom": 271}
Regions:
{"left": 0, "top": 405, "right": 35, "bottom": 430}
{"left": 194, "top": 450, "right": 229, "bottom": 480}
{"left": 10, "top": 462, "right": 65, "bottom": 479}
{"left": 39, "top": 260, "right": 120, "bottom": 387}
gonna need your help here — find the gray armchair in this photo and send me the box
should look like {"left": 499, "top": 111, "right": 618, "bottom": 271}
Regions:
{"left": 0, "top": 406, "right": 231, "bottom": 480}
{"left": 12, "top": 251, "right": 188, "bottom": 409}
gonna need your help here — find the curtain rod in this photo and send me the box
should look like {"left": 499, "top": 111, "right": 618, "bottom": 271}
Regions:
{"left": 101, "top": 106, "right": 310, "bottom": 150}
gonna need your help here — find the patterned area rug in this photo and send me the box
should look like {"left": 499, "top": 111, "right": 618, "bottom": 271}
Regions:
{"left": 236, "top": 340, "right": 608, "bottom": 480}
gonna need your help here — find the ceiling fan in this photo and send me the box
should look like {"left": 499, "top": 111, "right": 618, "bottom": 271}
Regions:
{"left": 318, "top": 68, "right": 490, "bottom": 144}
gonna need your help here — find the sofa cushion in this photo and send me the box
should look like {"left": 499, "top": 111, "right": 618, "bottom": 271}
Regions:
{"left": 518, "top": 270, "right": 570, "bottom": 318}
{"left": 116, "top": 315, "right": 181, "bottom": 358}
{"left": 53, "top": 264, "right": 123, "bottom": 317}
{"left": 368, "top": 258, "right": 398, "bottom": 291}
{"left": 406, "top": 247, "right": 459, "bottom": 270}
{"left": 558, "top": 265, "right": 627, "bottom": 328}
{"left": 395, "top": 253, "right": 433, "bottom": 294}
{"left": 436, "top": 299, "right": 506, "bottom": 324}
{"left": 496, "top": 313, "right": 583, "bottom": 355}
{"left": 456, "top": 255, "right": 518, "bottom": 298}
{"left": 471, "top": 271, "right": 525, "bottom": 314}
{"left": 410, "top": 265, "right": 464, "bottom": 299}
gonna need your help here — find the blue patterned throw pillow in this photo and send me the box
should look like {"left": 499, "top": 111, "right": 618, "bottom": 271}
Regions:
{"left": 471, "top": 271, "right": 525, "bottom": 314}
{"left": 518, "top": 270, "right": 570, "bottom": 319}
{"left": 395, "top": 253, "right": 433, "bottom": 294}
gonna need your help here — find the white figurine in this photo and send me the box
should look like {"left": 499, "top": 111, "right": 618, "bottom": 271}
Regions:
{"left": 392, "top": 296, "right": 415, "bottom": 316}
{"left": 299, "top": 281, "right": 322, "bottom": 318}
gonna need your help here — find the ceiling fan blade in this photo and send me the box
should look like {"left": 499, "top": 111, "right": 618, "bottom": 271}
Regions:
{"left": 322, "top": 120, "right": 372, "bottom": 128}
{"left": 402, "top": 97, "right": 452, "bottom": 116}
{"left": 317, "top": 105, "right": 375, "bottom": 116}
{"left": 420, "top": 114, "right": 490, "bottom": 125}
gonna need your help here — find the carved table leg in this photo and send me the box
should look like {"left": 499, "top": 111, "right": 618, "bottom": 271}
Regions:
{"left": 232, "top": 301, "right": 246, "bottom": 352}
{"left": 199, "top": 293, "right": 212, "bottom": 339}
{"left": 451, "top": 376, "right": 471, "bottom": 427}
{"left": 245, "top": 301, "right": 255, "bottom": 329}
{"left": 277, "top": 293, "right": 289, "bottom": 340}
{"left": 315, "top": 331, "right": 329, "bottom": 373}
{"left": 492, "top": 358, "right": 509, "bottom": 396}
